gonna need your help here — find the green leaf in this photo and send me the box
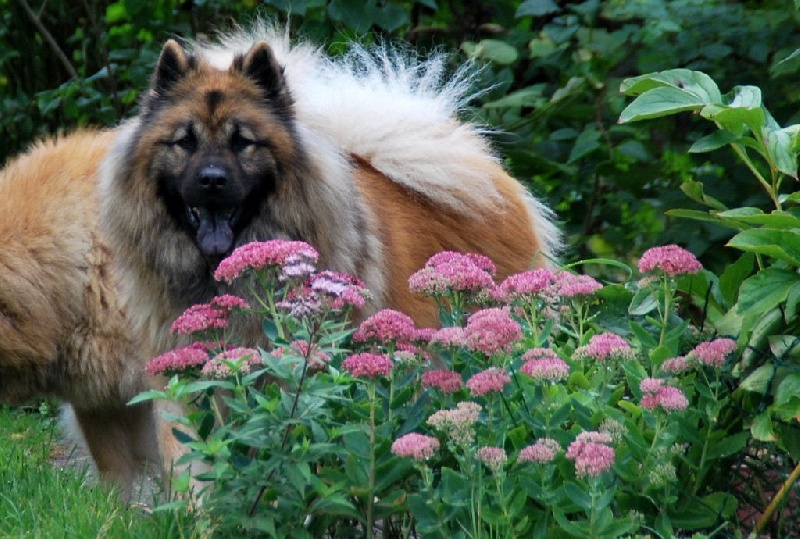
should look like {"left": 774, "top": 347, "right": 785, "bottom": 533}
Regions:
{"left": 105, "top": 2, "right": 128, "bottom": 24}
{"left": 737, "top": 268, "right": 800, "bottom": 314}
{"left": 474, "top": 39, "right": 519, "bottom": 65}
{"left": 618, "top": 87, "right": 706, "bottom": 123}
{"left": 740, "top": 365, "right": 775, "bottom": 395}
{"left": 707, "top": 431, "right": 749, "bottom": 459}
{"left": 728, "top": 229, "right": 800, "bottom": 265}
{"left": 563, "top": 481, "right": 591, "bottom": 510}
{"left": 769, "top": 334, "right": 800, "bottom": 360}
{"left": 483, "top": 85, "right": 546, "bottom": 108}
{"left": 751, "top": 412, "right": 777, "bottom": 442}
{"left": 620, "top": 69, "right": 722, "bottom": 103}
{"left": 689, "top": 129, "right": 740, "bottom": 153}
{"left": 327, "top": 0, "right": 374, "bottom": 34}
{"left": 764, "top": 125, "right": 798, "bottom": 178}
{"left": 516, "top": 0, "right": 560, "bottom": 17}
{"left": 373, "top": 3, "right": 409, "bottom": 32}
{"left": 628, "top": 288, "right": 658, "bottom": 316}
{"left": 669, "top": 492, "right": 737, "bottom": 529}
{"left": 720, "top": 251, "right": 755, "bottom": 307}
{"left": 775, "top": 373, "right": 800, "bottom": 406}
{"left": 772, "top": 46, "right": 800, "bottom": 76}
{"left": 718, "top": 208, "right": 800, "bottom": 228}
{"left": 677, "top": 180, "right": 728, "bottom": 211}
{"left": 568, "top": 127, "right": 602, "bottom": 163}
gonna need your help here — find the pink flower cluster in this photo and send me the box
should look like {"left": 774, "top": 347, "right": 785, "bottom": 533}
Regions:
{"left": 342, "top": 352, "right": 393, "bottom": 379}
{"left": 309, "top": 270, "right": 372, "bottom": 311}
{"left": 661, "top": 355, "right": 690, "bottom": 374}
{"left": 391, "top": 433, "right": 440, "bottom": 461}
{"left": 476, "top": 446, "right": 508, "bottom": 473}
{"left": 521, "top": 348, "right": 570, "bottom": 382}
{"left": 638, "top": 245, "right": 703, "bottom": 277}
{"left": 688, "top": 338, "right": 736, "bottom": 368}
{"left": 146, "top": 343, "right": 209, "bottom": 376}
{"left": 553, "top": 271, "right": 603, "bottom": 298}
{"left": 213, "top": 240, "right": 319, "bottom": 283}
{"left": 574, "top": 333, "right": 635, "bottom": 361}
{"left": 408, "top": 251, "right": 495, "bottom": 296}
{"left": 429, "top": 327, "right": 467, "bottom": 348}
{"left": 201, "top": 347, "right": 262, "bottom": 379}
{"left": 566, "top": 431, "right": 615, "bottom": 478}
{"left": 497, "top": 268, "right": 555, "bottom": 302}
{"left": 421, "top": 369, "right": 463, "bottom": 393}
{"left": 464, "top": 308, "right": 521, "bottom": 356}
{"left": 170, "top": 294, "right": 249, "bottom": 335}
{"left": 640, "top": 378, "right": 689, "bottom": 412}
{"left": 518, "top": 438, "right": 561, "bottom": 464}
{"left": 170, "top": 304, "right": 225, "bottom": 335}
{"left": 466, "top": 368, "right": 511, "bottom": 397}
{"left": 353, "top": 309, "right": 417, "bottom": 345}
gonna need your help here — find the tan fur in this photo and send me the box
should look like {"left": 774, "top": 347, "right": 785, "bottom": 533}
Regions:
{"left": 351, "top": 155, "right": 540, "bottom": 327}
{"left": 0, "top": 131, "right": 165, "bottom": 499}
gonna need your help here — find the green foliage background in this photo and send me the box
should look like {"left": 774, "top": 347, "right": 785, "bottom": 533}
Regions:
{"left": 1, "top": 0, "right": 800, "bottom": 266}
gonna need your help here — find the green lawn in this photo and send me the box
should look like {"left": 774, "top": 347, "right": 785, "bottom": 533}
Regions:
{"left": 0, "top": 405, "right": 189, "bottom": 539}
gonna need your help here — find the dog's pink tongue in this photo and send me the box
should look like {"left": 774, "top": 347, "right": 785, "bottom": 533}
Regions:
{"left": 197, "top": 217, "right": 233, "bottom": 257}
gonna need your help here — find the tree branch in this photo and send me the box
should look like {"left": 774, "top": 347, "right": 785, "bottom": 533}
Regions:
{"left": 16, "top": 0, "right": 79, "bottom": 80}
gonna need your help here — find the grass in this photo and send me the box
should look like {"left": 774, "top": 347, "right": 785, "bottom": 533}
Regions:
{"left": 0, "top": 405, "right": 197, "bottom": 539}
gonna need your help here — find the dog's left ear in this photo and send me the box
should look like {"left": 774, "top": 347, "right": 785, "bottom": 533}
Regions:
{"left": 235, "top": 41, "right": 293, "bottom": 115}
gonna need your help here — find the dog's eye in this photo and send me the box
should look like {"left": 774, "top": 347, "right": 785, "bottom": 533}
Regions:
{"left": 230, "top": 129, "right": 255, "bottom": 152}
{"left": 172, "top": 129, "right": 197, "bottom": 152}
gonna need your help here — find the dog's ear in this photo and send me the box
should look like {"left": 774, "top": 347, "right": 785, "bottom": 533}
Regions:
{"left": 151, "top": 40, "right": 192, "bottom": 97}
{"left": 235, "top": 41, "right": 293, "bottom": 115}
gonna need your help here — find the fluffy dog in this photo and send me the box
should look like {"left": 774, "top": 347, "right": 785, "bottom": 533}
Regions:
{"left": 0, "top": 24, "right": 559, "bottom": 499}
{"left": 99, "top": 25, "right": 560, "bottom": 359}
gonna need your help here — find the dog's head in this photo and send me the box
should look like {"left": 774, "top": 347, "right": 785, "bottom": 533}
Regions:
{"left": 136, "top": 39, "right": 297, "bottom": 259}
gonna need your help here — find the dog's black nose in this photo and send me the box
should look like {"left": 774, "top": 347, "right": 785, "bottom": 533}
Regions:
{"left": 198, "top": 165, "right": 227, "bottom": 189}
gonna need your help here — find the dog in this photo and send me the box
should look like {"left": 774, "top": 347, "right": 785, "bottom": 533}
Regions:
{"left": 99, "top": 24, "right": 560, "bottom": 359}
{"left": 0, "top": 23, "right": 559, "bottom": 499}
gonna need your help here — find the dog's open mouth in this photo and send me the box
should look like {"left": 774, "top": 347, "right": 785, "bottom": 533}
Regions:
{"left": 186, "top": 206, "right": 239, "bottom": 257}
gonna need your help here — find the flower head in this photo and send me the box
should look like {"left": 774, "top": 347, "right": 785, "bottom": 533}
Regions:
{"left": 427, "top": 402, "right": 482, "bottom": 447}
{"left": 214, "top": 240, "right": 319, "bottom": 283}
{"left": 566, "top": 431, "right": 615, "bottom": 478}
{"left": 421, "top": 369, "right": 463, "bottom": 393}
{"left": 518, "top": 438, "right": 561, "bottom": 464}
{"left": 353, "top": 309, "right": 417, "bottom": 345}
{"left": 170, "top": 303, "right": 228, "bottom": 335}
{"left": 476, "top": 446, "right": 508, "bottom": 473}
{"left": 408, "top": 251, "right": 495, "bottom": 296}
{"left": 554, "top": 272, "right": 603, "bottom": 298}
{"left": 391, "top": 433, "right": 440, "bottom": 461}
{"left": 342, "top": 352, "right": 393, "bottom": 379}
{"left": 641, "top": 380, "right": 689, "bottom": 412}
{"left": 497, "top": 268, "right": 556, "bottom": 302}
{"left": 689, "top": 338, "right": 736, "bottom": 368}
{"left": 638, "top": 245, "right": 702, "bottom": 277}
{"left": 429, "top": 327, "right": 467, "bottom": 349}
{"left": 310, "top": 270, "right": 373, "bottom": 311}
{"left": 661, "top": 355, "right": 690, "bottom": 374}
{"left": 466, "top": 367, "right": 511, "bottom": 396}
{"left": 201, "top": 347, "right": 262, "bottom": 379}
{"left": 521, "top": 354, "right": 570, "bottom": 382}
{"left": 574, "top": 333, "right": 635, "bottom": 361}
{"left": 464, "top": 308, "right": 521, "bottom": 356}
{"left": 146, "top": 343, "right": 209, "bottom": 376}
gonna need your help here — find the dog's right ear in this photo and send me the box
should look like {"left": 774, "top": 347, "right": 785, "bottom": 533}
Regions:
{"left": 151, "top": 40, "right": 192, "bottom": 97}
